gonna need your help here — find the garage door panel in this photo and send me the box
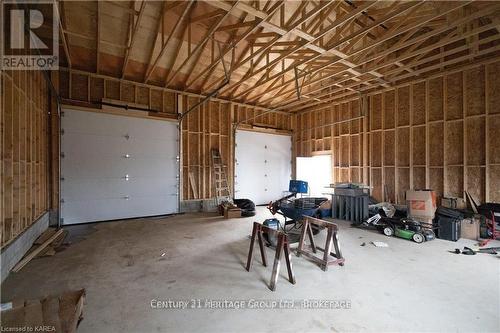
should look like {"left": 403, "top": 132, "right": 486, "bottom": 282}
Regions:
{"left": 62, "top": 156, "right": 176, "bottom": 180}
{"left": 235, "top": 130, "right": 291, "bottom": 205}
{"left": 61, "top": 177, "right": 174, "bottom": 201}
{"left": 126, "top": 119, "right": 178, "bottom": 141}
{"left": 63, "top": 111, "right": 130, "bottom": 136}
{"left": 62, "top": 195, "right": 176, "bottom": 224}
{"left": 62, "top": 132, "right": 176, "bottom": 160}
{"left": 61, "top": 109, "right": 179, "bottom": 225}
{"left": 62, "top": 133, "right": 127, "bottom": 159}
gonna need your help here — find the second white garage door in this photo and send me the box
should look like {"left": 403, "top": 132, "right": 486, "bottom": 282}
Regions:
{"left": 235, "top": 130, "right": 291, "bottom": 205}
{"left": 60, "top": 109, "right": 179, "bottom": 225}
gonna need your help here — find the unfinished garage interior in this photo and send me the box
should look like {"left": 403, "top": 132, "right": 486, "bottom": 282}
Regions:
{"left": 1, "top": 0, "right": 500, "bottom": 331}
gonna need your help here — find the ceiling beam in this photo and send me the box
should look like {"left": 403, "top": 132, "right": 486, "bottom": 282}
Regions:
{"left": 122, "top": 1, "right": 147, "bottom": 79}
{"left": 232, "top": 1, "right": 418, "bottom": 101}
{"left": 279, "top": 4, "right": 496, "bottom": 111}
{"left": 257, "top": 1, "right": 476, "bottom": 108}
{"left": 296, "top": 43, "right": 500, "bottom": 114}
{"left": 185, "top": 0, "right": 284, "bottom": 90}
{"left": 144, "top": 1, "right": 194, "bottom": 83}
{"left": 164, "top": 1, "right": 240, "bottom": 87}
{"left": 55, "top": 0, "right": 71, "bottom": 68}
{"left": 220, "top": 1, "right": 375, "bottom": 97}
{"left": 203, "top": 0, "right": 338, "bottom": 93}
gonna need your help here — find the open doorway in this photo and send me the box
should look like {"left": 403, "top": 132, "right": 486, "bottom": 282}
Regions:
{"left": 296, "top": 155, "right": 332, "bottom": 197}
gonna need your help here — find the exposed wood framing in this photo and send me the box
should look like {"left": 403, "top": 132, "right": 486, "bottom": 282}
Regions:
{"left": 1, "top": 70, "right": 50, "bottom": 248}
{"left": 294, "top": 60, "right": 500, "bottom": 204}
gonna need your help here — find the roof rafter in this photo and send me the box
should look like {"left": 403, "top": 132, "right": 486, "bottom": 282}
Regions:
{"left": 255, "top": 1, "right": 476, "bottom": 108}
{"left": 220, "top": 1, "right": 375, "bottom": 97}
{"left": 184, "top": 0, "right": 285, "bottom": 90}
{"left": 236, "top": 1, "right": 420, "bottom": 101}
{"left": 164, "top": 1, "right": 240, "bottom": 87}
{"left": 289, "top": 23, "right": 500, "bottom": 112}
{"left": 122, "top": 0, "right": 147, "bottom": 79}
{"left": 144, "top": 1, "right": 195, "bottom": 83}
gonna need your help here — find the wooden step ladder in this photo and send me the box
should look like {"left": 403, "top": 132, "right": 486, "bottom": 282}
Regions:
{"left": 211, "top": 149, "right": 231, "bottom": 205}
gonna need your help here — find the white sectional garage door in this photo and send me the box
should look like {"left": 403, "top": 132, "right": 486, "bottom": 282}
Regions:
{"left": 61, "top": 109, "right": 178, "bottom": 225}
{"left": 235, "top": 130, "right": 291, "bottom": 205}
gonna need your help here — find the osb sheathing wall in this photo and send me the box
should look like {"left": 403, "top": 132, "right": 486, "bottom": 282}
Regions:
{"left": 294, "top": 60, "right": 500, "bottom": 204}
{"left": 1, "top": 70, "right": 50, "bottom": 247}
{"left": 58, "top": 69, "right": 292, "bottom": 201}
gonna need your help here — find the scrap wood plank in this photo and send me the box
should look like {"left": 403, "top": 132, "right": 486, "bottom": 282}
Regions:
{"left": 31, "top": 229, "right": 67, "bottom": 258}
{"left": 12, "top": 229, "right": 64, "bottom": 272}
{"left": 464, "top": 191, "right": 478, "bottom": 214}
{"left": 34, "top": 228, "right": 57, "bottom": 245}
{"left": 188, "top": 171, "right": 198, "bottom": 199}
{"left": 35, "top": 247, "right": 57, "bottom": 258}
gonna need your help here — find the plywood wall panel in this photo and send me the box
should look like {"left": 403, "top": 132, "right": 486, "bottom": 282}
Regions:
{"left": 428, "top": 77, "right": 444, "bottom": 121}
{"left": 384, "top": 167, "right": 396, "bottom": 203}
{"left": 429, "top": 168, "right": 444, "bottom": 199}
{"left": 383, "top": 130, "right": 395, "bottom": 166}
{"left": 489, "top": 165, "right": 500, "bottom": 202}
{"left": 105, "top": 80, "right": 120, "bottom": 100}
{"left": 466, "top": 167, "right": 485, "bottom": 203}
{"left": 486, "top": 62, "right": 500, "bottom": 114}
{"left": 150, "top": 89, "right": 163, "bottom": 111}
{"left": 429, "top": 123, "right": 444, "bottom": 166}
{"left": 413, "top": 166, "right": 426, "bottom": 190}
{"left": 371, "top": 132, "right": 382, "bottom": 167}
{"left": 446, "top": 72, "right": 463, "bottom": 120}
{"left": 384, "top": 91, "right": 395, "bottom": 129}
{"left": 465, "top": 67, "right": 485, "bottom": 116}
{"left": 397, "top": 127, "right": 410, "bottom": 167}
{"left": 397, "top": 168, "right": 410, "bottom": 203}
{"left": 466, "top": 117, "right": 485, "bottom": 165}
{"left": 445, "top": 166, "right": 463, "bottom": 197}
{"left": 397, "top": 86, "right": 410, "bottom": 126}
{"left": 371, "top": 168, "right": 382, "bottom": 202}
{"left": 445, "top": 121, "right": 463, "bottom": 165}
{"left": 71, "top": 73, "right": 88, "bottom": 101}
{"left": 121, "top": 83, "right": 135, "bottom": 103}
{"left": 161, "top": 92, "right": 174, "bottom": 114}
{"left": 371, "top": 94, "right": 382, "bottom": 130}
{"left": 137, "top": 86, "right": 149, "bottom": 105}
{"left": 412, "top": 126, "right": 426, "bottom": 165}
{"left": 488, "top": 116, "right": 500, "bottom": 164}
{"left": 412, "top": 82, "right": 426, "bottom": 125}
{"left": 90, "top": 77, "right": 104, "bottom": 102}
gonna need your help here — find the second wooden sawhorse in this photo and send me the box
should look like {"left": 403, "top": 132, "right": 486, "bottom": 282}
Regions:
{"left": 246, "top": 222, "right": 296, "bottom": 291}
{"left": 297, "top": 216, "right": 345, "bottom": 271}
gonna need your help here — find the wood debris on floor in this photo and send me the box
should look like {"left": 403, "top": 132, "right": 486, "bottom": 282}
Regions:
{"left": 0, "top": 289, "right": 85, "bottom": 333}
{"left": 12, "top": 228, "right": 68, "bottom": 272}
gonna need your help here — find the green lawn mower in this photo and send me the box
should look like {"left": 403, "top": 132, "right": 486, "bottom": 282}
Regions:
{"left": 377, "top": 217, "right": 436, "bottom": 243}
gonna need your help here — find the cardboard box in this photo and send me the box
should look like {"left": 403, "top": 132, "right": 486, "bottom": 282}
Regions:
{"left": 461, "top": 217, "right": 480, "bottom": 240}
{"left": 406, "top": 190, "right": 437, "bottom": 219}
{"left": 1, "top": 289, "right": 85, "bottom": 333}
{"left": 224, "top": 207, "right": 241, "bottom": 219}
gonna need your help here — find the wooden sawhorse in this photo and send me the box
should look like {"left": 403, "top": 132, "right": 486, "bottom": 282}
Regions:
{"left": 297, "top": 216, "right": 345, "bottom": 271}
{"left": 246, "top": 222, "right": 296, "bottom": 291}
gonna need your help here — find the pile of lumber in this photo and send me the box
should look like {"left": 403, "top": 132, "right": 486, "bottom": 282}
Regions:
{"left": 12, "top": 228, "right": 67, "bottom": 272}
{"left": 1, "top": 289, "right": 85, "bottom": 333}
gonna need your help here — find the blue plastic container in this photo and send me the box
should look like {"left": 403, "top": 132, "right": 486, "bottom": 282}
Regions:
{"left": 289, "top": 180, "right": 308, "bottom": 194}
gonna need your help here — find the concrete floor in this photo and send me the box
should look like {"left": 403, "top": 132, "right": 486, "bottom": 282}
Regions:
{"left": 2, "top": 207, "right": 499, "bottom": 333}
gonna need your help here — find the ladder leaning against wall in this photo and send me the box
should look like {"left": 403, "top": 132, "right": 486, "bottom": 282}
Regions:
{"left": 211, "top": 149, "right": 231, "bottom": 205}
